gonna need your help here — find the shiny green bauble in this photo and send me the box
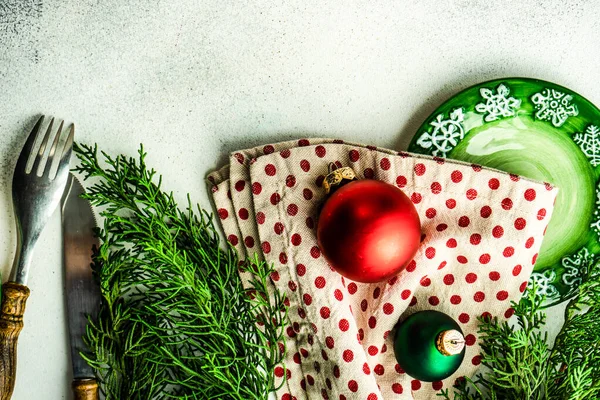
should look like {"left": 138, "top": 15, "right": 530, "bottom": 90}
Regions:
{"left": 394, "top": 310, "right": 465, "bottom": 382}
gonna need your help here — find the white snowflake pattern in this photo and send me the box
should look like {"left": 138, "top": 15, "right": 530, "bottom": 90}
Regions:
{"left": 591, "top": 182, "right": 600, "bottom": 237}
{"left": 531, "top": 88, "right": 578, "bottom": 127}
{"left": 528, "top": 269, "right": 560, "bottom": 300}
{"left": 562, "top": 247, "right": 596, "bottom": 287}
{"left": 573, "top": 125, "right": 600, "bottom": 167}
{"left": 474, "top": 83, "right": 521, "bottom": 122}
{"left": 416, "top": 108, "right": 465, "bottom": 157}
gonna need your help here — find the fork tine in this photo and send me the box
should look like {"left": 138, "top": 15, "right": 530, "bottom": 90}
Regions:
{"left": 46, "top": 120, "right": 64, "bottom": 179}
{"left": 60, "top": 124, "right": 74, "bottom": 160}
{"left": 51, "top": 124, "right": 75, "bottom": 181}
{"left": 47, "top": 120, "right": 63, "bottom": 161}
{"left": 31, "top": 117, "right": 55, "bottom": 176}
{"left": 16, "top": 116, "right": 45, "bottom": 175}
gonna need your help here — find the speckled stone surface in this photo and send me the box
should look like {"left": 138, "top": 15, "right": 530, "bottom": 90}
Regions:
{"left": 0, "top": 1, "right": 599, "bottom": 398}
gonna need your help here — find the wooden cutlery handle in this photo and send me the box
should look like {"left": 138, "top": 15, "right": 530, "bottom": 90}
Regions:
{"left": 72, "top": 379, "right": 99, "bottom": 400}
{"left": 0, "top": 282, "right": 30, "bottom": 400}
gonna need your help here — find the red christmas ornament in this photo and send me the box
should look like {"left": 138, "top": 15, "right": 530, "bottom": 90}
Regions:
{"left": 317, "top": 167, "right": 421, "bottom": 283}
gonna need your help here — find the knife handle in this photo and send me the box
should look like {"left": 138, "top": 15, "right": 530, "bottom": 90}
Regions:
{"left": 0, "top": 282, "right": 30, "bottom": 400}
{"left": 72, "top": 379, "right": 99, "bottom": 400}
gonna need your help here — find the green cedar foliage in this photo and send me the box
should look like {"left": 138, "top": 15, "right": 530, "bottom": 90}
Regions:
{"left": 73, "top": 143, "right": 287, "bottom": 400}
{"left": 440, "top": 259, "right": 600, "bottom": 400}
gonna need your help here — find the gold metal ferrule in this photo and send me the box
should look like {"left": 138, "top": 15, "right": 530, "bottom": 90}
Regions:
{"left": 436, "top": 329, "right": 466, "bottom": 356}
{"left": 323, "top": 167, "right": 356, "bottom": 194}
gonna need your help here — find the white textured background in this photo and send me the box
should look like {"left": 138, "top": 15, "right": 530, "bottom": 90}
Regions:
{"left": 0, "top": 1, "right": 598, "bottom": 398}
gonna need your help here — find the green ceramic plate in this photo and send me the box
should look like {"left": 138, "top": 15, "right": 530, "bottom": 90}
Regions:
{"left": 408, "top": 78, "right": 600, "bottom": 307}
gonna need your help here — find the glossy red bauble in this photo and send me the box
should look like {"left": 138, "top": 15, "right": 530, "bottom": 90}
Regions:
{"left": 317, "top": 179, "right": 421, "bottom": 283}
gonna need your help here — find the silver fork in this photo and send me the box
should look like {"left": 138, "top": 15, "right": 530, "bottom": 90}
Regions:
{"left": 0, "top": 116, "right": 74, "bottom": 400}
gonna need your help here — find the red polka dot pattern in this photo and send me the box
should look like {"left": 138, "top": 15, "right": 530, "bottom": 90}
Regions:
{"left": 209, "top": 140, "right": 558, "bottom": 400}
{"left": 474, "top": 291, "right": 485, "bottom": 302}
{"left": 480, "top": 206, "right": 492, "bottom": 218}
{"left": 270, "top": 193, "right": 281, "bottom": 205}
{"left": 265, "top": 164, "right": 276, "bottom": 176}
{"left": 315, "top": 145, "right": 327, "bottom": 158}
{"left": 235, "top": 180, "right": 246, "bottom": 192}
{"left": 458, "top": 216, "right": 470, "bottom": 227}
{"left": 291, "top": 233, "right": 302, "bottom": 246}
{"left": 489, "top": 271, "right": 500, "bottom": 281}
{"left": 492, "top": 226, "right": 504, "bottom": 238}
{"left": 343, "top": 350, "right": 354, "bottom": 363}
{"left": 414, "top": 163, "right": 426, "bottom": 176}
{"left": 432, "top": 381, "right": 444, "bottom": 390}
{"left": 227, "top": 234, "right": 238, "bottom": 246}
{"left": 502, "top": 198, "right": 513, "bottom": 210}
{"left": 525, "top": 236, "right": 535, "bottom": 248}
{"left": 537, "top": 209, "right": 546, "bottom": 220}
{"left": 252, "top": 182, "right": 262, "bottom": 195}
{"left": 380, "top": 158, "right": 391, "bottom": 170}
{"left": 300, "top": 159, "right": 311, "bottom": 172}
{"left": 274, "top": 222, "right": 284, "bottom": 235}
{"left": 466, "top": 188, "right": 477, "bottom": 200}
{"left": 464, "top": 334, "right": 476, "bottom": 346}
{"left": 512, "top": 265, "right": 522, "bottom": 276}
{"left": 451, "top": 170, "right": 462, "bottom": 183}
{"left": 286, "top": 175, "right": 296, "bottom": 188}
{"left": 458, "top": 313, "right": 470, "bottom": 324}
{"left": 505, "top": 307, "right": 515, "bottom": 318}
{"left": 217, "top": 208, "right": 228, "bottom": 220}
{"left": 503, "top": 246, "right": 515, "bottom": 257}
{"left": 396, "top": 175, "right": 407, "bottom": 188}
{"left": 382, "top": 303, "right": 394, "bottom": 315}
{"left": 426, "top": 208, "right": 437, "bottom": 219}
{"left": 443, "top": 274, "right": 455, "bottom": 285}
{"left": 411, "top": 192, "right": 423, "bottom": 204}
{"left": 524, "top": 188, "right": 536, "bottom": 201}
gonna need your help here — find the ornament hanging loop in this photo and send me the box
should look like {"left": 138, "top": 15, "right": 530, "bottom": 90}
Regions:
{"left": 323, "top": 166, "right": 356, "bottom": 194}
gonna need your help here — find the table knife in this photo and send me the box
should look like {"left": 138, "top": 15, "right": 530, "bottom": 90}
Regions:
{"left": 61, "top": 174, "right": 100, "bottom": 400}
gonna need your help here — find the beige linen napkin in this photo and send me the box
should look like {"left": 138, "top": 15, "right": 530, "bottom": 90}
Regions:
{"left": 208, "top": 138, "right": 557, "bottom": 400}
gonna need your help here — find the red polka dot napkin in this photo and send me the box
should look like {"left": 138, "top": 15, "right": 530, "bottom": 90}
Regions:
{"left": 207, "top": 139, "right": 557, "bottom": 400}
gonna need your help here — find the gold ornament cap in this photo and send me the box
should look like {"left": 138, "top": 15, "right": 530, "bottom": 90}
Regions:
{"left": 323, "top": 166, "right": 356, "bottom": 194}
{"left": 435, "top": 329, "right": 465, "bottom": 356}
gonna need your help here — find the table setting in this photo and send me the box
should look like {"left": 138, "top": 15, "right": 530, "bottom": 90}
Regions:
{"left": 2, "top": 1, "right": 600, "bottom": 399}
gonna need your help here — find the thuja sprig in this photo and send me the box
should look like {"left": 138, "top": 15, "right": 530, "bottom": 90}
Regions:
{"left": 439, "top": 260, "right": 600, "bottom": 400}
{"left": 73, "top": 143, "right": 287, "bottom": 400}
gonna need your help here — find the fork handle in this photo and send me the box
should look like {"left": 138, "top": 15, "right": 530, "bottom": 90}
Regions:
{"left": 0, "top": 282, "right": 30, "bottom": 400}
{"left": 72, "top": 379, "right": 99, "bottom": 400}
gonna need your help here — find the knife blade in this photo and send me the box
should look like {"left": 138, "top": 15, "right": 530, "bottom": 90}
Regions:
{"left": 61, "top": 174, "right": 100, "bottom": 400}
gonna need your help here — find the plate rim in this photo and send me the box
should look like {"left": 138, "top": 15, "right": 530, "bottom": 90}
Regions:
{"left": 407, "top": 76, "right": 600, "bottom": 307}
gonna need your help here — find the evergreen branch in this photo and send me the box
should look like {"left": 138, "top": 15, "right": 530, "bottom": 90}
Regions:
{"left": 74, "top": 143, "right": 287, "bottom": 400}
{"left": 439, "top": 259, "right": 600, "bottom": 400}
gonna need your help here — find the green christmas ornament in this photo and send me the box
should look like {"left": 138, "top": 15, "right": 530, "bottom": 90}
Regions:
{"left": 394, "top": 310, "right": 466, "bottom": 382}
